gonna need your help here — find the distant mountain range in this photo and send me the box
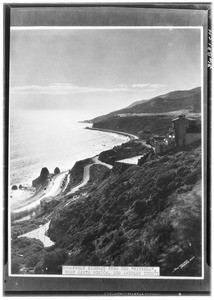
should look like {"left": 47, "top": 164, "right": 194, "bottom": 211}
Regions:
{"left": 91, "top": 87, "right": 201, "bottom": 123}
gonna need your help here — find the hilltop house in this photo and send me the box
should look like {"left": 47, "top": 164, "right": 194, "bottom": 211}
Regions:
{"left": 172, "top": 115, "right": 201, "bottom": 147}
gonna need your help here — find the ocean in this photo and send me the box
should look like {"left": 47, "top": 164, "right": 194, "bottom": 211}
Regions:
{"left": 9, "top": 109, "right": 129, "bottom": 187}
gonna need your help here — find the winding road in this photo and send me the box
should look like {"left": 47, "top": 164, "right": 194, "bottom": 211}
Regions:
{"left": 92, "top": 156, "right": 113, "bottom": 169}
{"left": 16, "top": 155, "right": 113, "bottom": 246}
{"left": 12, "top": 154, "right": 113, "bottom": 216}
{"left": 11, "top": 171, "right": 69, "bottom": 214}
{"left": 66, "top": 155, "right": 112, "bottom": 196}
{"left": 66, "top": 163, "right": 93, "bottom": 196}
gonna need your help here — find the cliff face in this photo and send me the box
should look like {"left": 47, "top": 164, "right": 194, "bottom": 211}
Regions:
{"left": 47, "top": 142, "right": 202, "bottom": 276}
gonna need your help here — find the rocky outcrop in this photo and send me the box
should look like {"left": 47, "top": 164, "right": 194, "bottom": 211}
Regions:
{"left": 54, "top": 167, "right": 60, "bottom": 175}
{"left": 32, "top": 167, "right": 50, "bottom": 188}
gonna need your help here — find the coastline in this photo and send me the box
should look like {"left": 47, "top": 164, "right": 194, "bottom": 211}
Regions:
{"left": 85, "top": 126, "right": 138, "bottom": 141}
{"left": 10, "top": 125, "right": 135, "bottom": 220}
{"left": 12, "top": 124, "right": 130, "bottom": 246}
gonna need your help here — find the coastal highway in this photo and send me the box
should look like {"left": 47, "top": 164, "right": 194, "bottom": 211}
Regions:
{"left": 66, "top": 155, "right": 113, "bottom": 196}
{"left": 66, "top": 163, "right": 93, "bottom": 196}
{"left": 11, "top": 171, "right": 68, "bottom": 214}
{"left": 92, "top": 156, "right": 113, "bottom": 169}
{"left": 12, "top": 156, "right": 111, "bottom": 215}
{"left": 12, "top": 139, "right": 151, "bottom": 217}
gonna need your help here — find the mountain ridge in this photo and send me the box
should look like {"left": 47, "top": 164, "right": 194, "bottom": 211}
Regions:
{"left": 90, "top": 86, "right": 201, "bottom": 123}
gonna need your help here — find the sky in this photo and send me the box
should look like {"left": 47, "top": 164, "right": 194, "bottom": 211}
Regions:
{"left": 10, "top": 28, "right": 202, "bottom": 116}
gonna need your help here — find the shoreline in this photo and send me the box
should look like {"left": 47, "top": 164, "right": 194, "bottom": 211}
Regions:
{"left": 10, "top": 126, "right": 138, "bottom": 221}
{"left": 85, "top": 126, "right": 138, "bottom": 141}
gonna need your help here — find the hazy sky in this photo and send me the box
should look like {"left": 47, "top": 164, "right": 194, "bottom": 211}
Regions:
{"left": 10, "top": 28, "right": 202, "bottom": 116}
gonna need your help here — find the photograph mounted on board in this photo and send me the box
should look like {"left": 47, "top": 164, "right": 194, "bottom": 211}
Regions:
{"left": 4, "top": 3, "right": 210, "bottom": 294}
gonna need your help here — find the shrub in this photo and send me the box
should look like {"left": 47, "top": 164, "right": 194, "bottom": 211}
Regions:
{"left": 43, "top": 249, "right": 68, "bottom": 274}
{"left": 133, "top": 199, "right": 148, "bottom": 217}
{"left": 35, "top": 261, "right": 44, "bottom": 274}
{"left": 108, "top": 235, "right": 127, "bottom": 254}
{"left": 156, "top": 172, "right": 175, "bottom": 188}
{"left": 102, "top": 236, "right": 110, "bottom": 246}
{"left": 81, "top": 232, "right": 96, "bottom": 245}
{"left": 177, "top": 166, "right": 190, "bottom": 177}
{"left": 159, "top": 156, "right": 169, "bottom": 163}
{"left": 26, "top": 253, "right": 41, "bottom": 268}
{"left": 171, "top": 163, "right": 179, "bottom": 169}
{"left": 185, "top": 170, "right": 200, "bottom": 185}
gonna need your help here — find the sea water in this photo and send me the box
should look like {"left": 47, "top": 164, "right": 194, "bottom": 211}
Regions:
{"left": 9, "top": 109, "right": 129, "bottom": 187}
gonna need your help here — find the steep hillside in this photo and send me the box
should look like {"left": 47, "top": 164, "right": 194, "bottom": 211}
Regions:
{"left": 94, "top": 114, "right": 173, "bottom": 136}
{"left": 91, "top": 87, "right": 201, "bottom": 124}
{"left": 31, "top": 142, "right": 202, "bottom": 276}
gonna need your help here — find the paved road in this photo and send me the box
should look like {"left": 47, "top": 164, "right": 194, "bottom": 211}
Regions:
{"left": 66, "top": 155, "right": 113, "bottom": 196}
{"left": 66, "top": 164, "right": 93, "bottom": 196}
{"left": 11, "top": 171, "right": 68, "bottom": 214}
{"left": 92, "top": 156, "right": 113, "bottom": 169}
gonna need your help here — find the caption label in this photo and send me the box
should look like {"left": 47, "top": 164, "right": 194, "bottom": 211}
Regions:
{"left": 62, "top": 266, "right": 160, "bottom": 277}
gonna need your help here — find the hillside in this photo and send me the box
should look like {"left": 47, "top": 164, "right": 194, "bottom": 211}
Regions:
{"left": 93, "top": 114, "right": 173, "bottom": 137}
{"left": 10, "top": 86, "right": 202, "bottom": 277}
{"left": 91, "top": 87, "right": 201, "bottom": 124}
{"left": 13, "top": 141, "right": 201, "bottom": 276}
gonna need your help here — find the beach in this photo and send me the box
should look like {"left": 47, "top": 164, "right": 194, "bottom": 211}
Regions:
{"left": 10, "top": 129, "right": 135, "bottom": 247}
{"left": 10, "top": 109, "right": 130, "bottom": 187}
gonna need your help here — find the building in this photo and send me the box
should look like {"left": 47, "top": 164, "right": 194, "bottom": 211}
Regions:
{"left": 172, "top": 115, "right": 201, "bottom": 147}
{"left": 148, "top": 135, "right": 167, "bottom": 154}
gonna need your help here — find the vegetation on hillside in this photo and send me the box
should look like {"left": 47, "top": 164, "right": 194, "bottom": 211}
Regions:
{"left": 27, "top": 142, "right": 202, "bottom": 276}
{"left": 98, "top": 140, "right": 148, "bottom": 165}
{"left": 91, "top": 87, "right": 201, "bottom": 125}
{"left": 11, "top": 237, "right": 45, "bottom": 274}
{"left": 93, "top": 115, "right": 173, "bottom": 137}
